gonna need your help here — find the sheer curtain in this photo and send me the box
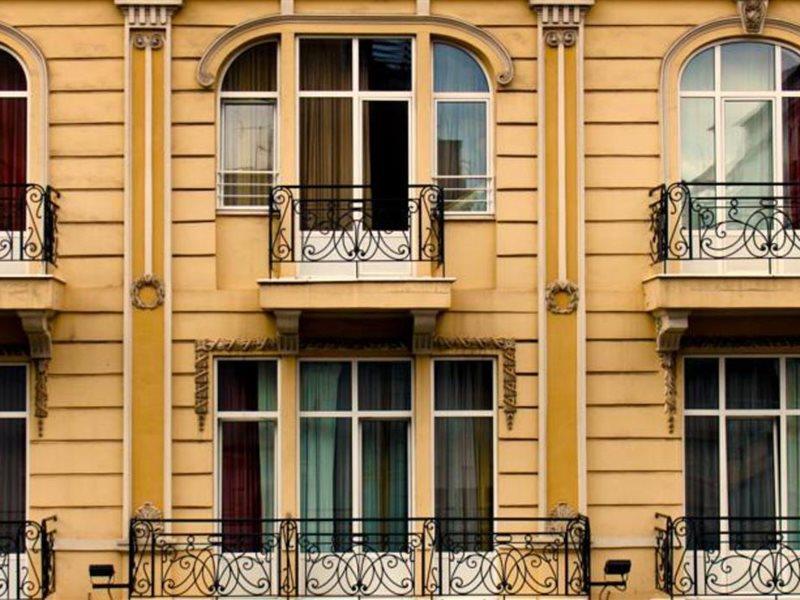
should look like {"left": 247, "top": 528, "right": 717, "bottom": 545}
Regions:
{"left": 0, "top": 366, "right": 26, "bottom": 553}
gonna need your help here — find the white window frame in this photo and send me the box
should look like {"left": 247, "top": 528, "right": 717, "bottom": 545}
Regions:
{"left": 213, "top": 357, "right": 281, "bottom": 520}
{"left": 0, "top": 363, "right": 29, "bottom": 522}
{"left": 431, "top": 357, "right": 498, "bottom": 520}
{"left": 432, "top": 42, "right": 494, "bottom": 217}
{"left": 296, "top": 357, "right": 415, "bottom": 526}
{"left": 216, "top": 41, "right": 280, "bottom": 212}
{"left": 683, "top": 355, "right": 800, "bottom": 532}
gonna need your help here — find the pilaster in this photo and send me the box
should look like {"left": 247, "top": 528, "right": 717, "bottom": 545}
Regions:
{"left": 117, "top": 0, "right": 181, "bottom": 526}
{"left": 531, "top": 0, "right": 592, "bottom": 517}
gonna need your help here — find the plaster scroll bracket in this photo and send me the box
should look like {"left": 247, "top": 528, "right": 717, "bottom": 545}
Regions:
{"left": 17, "top": 309, "right": 54, "bottom": 436}
{"left": 412, "top": 310, "right": 439, "bottom": 355}
{"left": 275, "top": 310, "right": 301, "bottom": 355}
{"left": 654, "top": 309, "right": 689, "bottom": 435}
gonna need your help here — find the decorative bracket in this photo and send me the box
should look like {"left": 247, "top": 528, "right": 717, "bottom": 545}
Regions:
{"left": 115, "top": 0, "right": 183, "bottom": 27}
{"left": 17, "top": 310, "right": 53, "bottom": 436}
{"left": 531, "top": 0, "right": 594, "bottom": 46}
{"left": 737, "top": 0, "right": 769, "bottom": 34}
{"left": 654, "top": 310, "right": 689, "bottom": 434}
{"left": 412, "top": 310, "right": 438, "bottom": 355}
{"left": 275, "top": 310, "right": 301, "bottom": 354}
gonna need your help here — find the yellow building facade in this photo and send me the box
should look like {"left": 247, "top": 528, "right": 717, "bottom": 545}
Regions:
{"left": 0, "top": 0, "right": 798, "bottom": 598}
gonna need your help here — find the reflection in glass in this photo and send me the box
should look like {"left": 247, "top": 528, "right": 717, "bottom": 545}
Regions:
{"left": 725, "top": 358, "right": 779, "bottom": 409}
{"left": 681, "top": 47, "right": 714, "bottom": 91}
{"left": 359, "top": 39, "right": 412, "bottom": 91}
{"left": 437, "top": 102, "right": 488, "bottom": 212}
{"left": 434, "top": 42, "right": 489, "bottom": 93}
{"left": 221, "top": 101, "right": 275, "bottom": 206}
{"left": 783, "top": 48, "right": 800, "bottom": 91}
{"left": 685, "top": 416, "right": 719, "bottom": 550}
{"left": 685, "top": 358, "right": 719, "bottom": 410}
{"left": 721, "top": 42, "right": 774, "bottom": 91}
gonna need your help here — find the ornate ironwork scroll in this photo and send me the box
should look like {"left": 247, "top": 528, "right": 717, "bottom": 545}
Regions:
{"left": 0, "top": 518, "right": 57, "bottom": 599}
{"left": 0, "top": 184, "right": 59, "bottom": 265}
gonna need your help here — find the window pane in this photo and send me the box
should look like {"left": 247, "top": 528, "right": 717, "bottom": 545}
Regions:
{"left": 435, "top": 360, "right": 493, "bottom": 411}
{"left": 300, "top": 362, "right": 351, "bottom": 411}
{"left": 218, "top": 361, "right": 277, "bottom": 412}
{"left": 788, "top": 417, "right": 800, "bottom": 546}
{"left": 0, "top": 98, "right": 27, "bottom": 231}
{"left": 783, "top": 48, "right": 800, "bottom": 91}
{"left": 783, "top": 98, "right": 800, "bottom": 228}
{"left": 359, "top": 39, "right": 411, "bottom": 91}
{"left": 725, "top": 358, "right": 779, "bottom": 409}
{"left": 0, "top": 419, "right": 25, "bottom": 521}
{"left": 300, "top": 417, "right": 352, "bottom": 549}
{"left": 435, "top": 417, "right": 493, "bottom": 550}
{"left": 685, "top": 416, "right": 719, "bottom": 549}
{"left": 721, "top": 42, "right": 775, "bottom": 91}
{"left": 726, "top": 418, "right": 776, "bottom": 550}
{"left": 681, "top": 98, "right": 716, "bottom": 184}
{"left": 438, "top": 102, "right": 487, "bottom": 176}
{"left": 789, "top": 358, "right": 800, "bottom": 408}
{"left": 0, "top": 50, "right": 26, "bottom": 91}
{"left": 358, "top": 362, "right": 411, "bottom": 410}
{"left": 362, "top": 420, "right": 408, "bottom": 551}
{"left": 221, "top": 421, "right": 276, "bottom": 551}
{"left": 436, "top": 176, "right": 489, "bottom": 213}
{"left": 681, "top": 48, "right": 714, "bottom": 91}
{"left": 362, "top": 100, "right": 409, "bottom": 231}
{"left": 221, "top": 101, "right": 275, "bottom": 206}
{"left": 222, "top": 42, "right": 277, "bottom": 92}
{"left": 0, "top": 366, "right": 25, "bottom": 412}
{"left": 434, "top": 42, "right": 488, "bottom": 93}
{"left": 685, "top": 358, "right": 718, "bottom": 409}
{"left": 300, "top": 39, "right": 352, "bottom": 91}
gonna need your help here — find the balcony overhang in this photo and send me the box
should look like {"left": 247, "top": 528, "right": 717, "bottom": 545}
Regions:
{"left": 0, "top": 274, "right": 65, "bottom": 312}
{"left": 258, "top": 277, "right": 454, "bottom": 353}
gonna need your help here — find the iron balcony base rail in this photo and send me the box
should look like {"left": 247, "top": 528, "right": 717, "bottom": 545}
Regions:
{"left": 0, "top": 517, "right": 57, "bottom": 600}
{"left": 0, "top": 184, "right": 59, "bottom": 265}
{"left": 126, "top": 516, "right": 590, "bottom": 598}
{"left": 656, "top": 513, "right": 800, "bottom": 597}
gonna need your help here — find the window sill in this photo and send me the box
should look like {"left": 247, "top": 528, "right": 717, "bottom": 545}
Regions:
{"left": 444, "top": 212, "right": 495, "bottom": 222}
{"left": 216, "top": 207, "right": 271, "bottom": 216}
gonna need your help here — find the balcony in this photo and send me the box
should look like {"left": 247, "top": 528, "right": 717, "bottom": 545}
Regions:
{"left": 127, "top": 516, "right": 590, "bottom": 598}
{"left": 644, "top": 182, "right": 800, "bottom": 315}
{"left": 0, "top": 184, "right": 59, "bottom": 267}
{"left": 0, "top": 518, "right": 57, "bottom": 599}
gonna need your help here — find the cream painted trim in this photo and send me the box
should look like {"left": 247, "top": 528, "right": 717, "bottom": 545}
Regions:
{"left": 0, "top": 21, "right": 48, "bottom": 185}
{"left": 659, "top": 16, "right": 800, "bottom": 178}
{"left": 557, "top": 42, "right": 566, "bottom": 281}
{"left": 144, "top": 43, "right": 154, "bottom": 274}
{"left": 122, "top": 15, "right": 133, "bottom": 538}
{"left": 280, "top": 0, "right": 293, "bottom": 15}
{"left": 195, "top": 14, "right": 514, "bottom": 88}
{"left": 576, "top": 19, "right": 587, "bottom": 515}
{"left": 417, "top": 0, "right": 430, "bottom": 15}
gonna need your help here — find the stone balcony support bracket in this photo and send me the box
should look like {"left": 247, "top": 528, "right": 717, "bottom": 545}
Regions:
{"left": 654, "top": 309, "right": 689, "bottom": 435}
{"left": 17, "top": 309, "right": 54, "bottom": 436}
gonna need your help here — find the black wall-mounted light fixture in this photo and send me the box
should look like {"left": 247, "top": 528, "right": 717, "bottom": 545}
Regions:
{"left": 589, "top": 559, "right": 632, "bottom": 599}
{"left": 88, "top": 564, "right": 129, "bottom": 593}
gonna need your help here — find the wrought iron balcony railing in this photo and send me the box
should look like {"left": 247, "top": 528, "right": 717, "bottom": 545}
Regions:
{"left": 656, "top": 514, "right": 800, "bottom": 597}
{"left": 268, "top": 185, "right": 444, "bottom": 273}
{"left": 649, "top": 182, "right": 800, "bottom": 272}
{"left": 128, "top": 516, "right": 590, "bottom": 598}
{"left": 0, "top": 518, "right": 57, "bottom": 599}
{"left": 0, "top": 184, "right": 59, "bottom": 265}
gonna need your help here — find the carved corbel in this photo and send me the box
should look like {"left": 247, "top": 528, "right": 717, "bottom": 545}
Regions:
{"left": 17, "top": 310, "right": 54, "bottom": 436}
{"left": 737, "top": 0, "right": 768, "bottom": 34}
{"left": 412, "top": 310, "right": 439, "bottom": 355}
{"left": 275, "top": 310, "right": 301, "bottom": 354}
{"left": 654, "top": 310, "right": 689, "bottom": 434}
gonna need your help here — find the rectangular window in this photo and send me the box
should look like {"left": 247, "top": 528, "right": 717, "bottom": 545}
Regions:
{"left": 299, "top": 360, "right": 411, "bottom": 552}
{"left": 684, "top": 357, "right": 800, "bottom": 551}
{"left": 0, "top": 365, "right": 25, "bottom": 523}
{"left": 434, "top": 359, "right": 494, "bottom": 550}
{"left": 217, "top": 360, "right": 278, "bottom": 551}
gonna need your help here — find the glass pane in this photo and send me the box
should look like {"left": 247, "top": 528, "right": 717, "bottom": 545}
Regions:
{"left": 685, "top": 358, "right": 719, "bottom": 409}
{"left": 362, "top": 100, "right": 409, "bottom": 231}
{"left": 299, "top": 97, "right": 353, "bottom": 231}
{"left": 221, "top": 421, "right": 276, "bottom": 551}
{"left": 438, "top": 102, "right": 487, "bottom": 176}
{"left": 218, "top": 361, "right": 277, "bottom": 412}
{"left": 358, "top": 362, "right": 411, "bottom": 410}
{"left": 221, "top": 101, "right": 275, "bottom": 206}
{"left": 681, "top": 98, "right": 716, "bottom": 184}
{"left": 783, "top": 48, "right": 800, "bottom": 91}
{"left": 685, "top": 416, "right": 719, "bottom": 549}
{"left": 0, "top": 419, "right": 25, "bottom": 523}
{"left": 0, "top": 50, "right": 26, "bottom": 92}
{"left": 300, "top": 39, "right": 352, "bottom": 91}
{"left": 788, "top": 417, "right": 800, "bottom": 547}
{"left": 783, "top": 98, "right": 800, "bottom": 228}
{"left": 435, "top": 416, "right": 493, "bottom": 551}
{"left": 727, "top": 418, "right": 776, "bottom": 550}
{"left": 222, "top": 42, "right": 277, "bottom": 92}
{"left": 362, "top": 420, "right": 408, "bottom": 551}
{"left": 725, "top": 358, "right": 779, "bottom": 409}
{"left": 300, "top": 417, "right": 352, "bottom": 550}
{"left": 721, "top": 42, "right": 775, "bottom": 91}
{"left": 436, "top": 176, "right": 489, "bottom": 213}
{"left": 359, "top": 39, "right": 412, "bottom": 91}
{"left": 681, "top": 48, "right": 714, "bottom": 91}
{"left": 0, "top": 366, "right": 25, "bottom": 412}
{"left": 434, "top": 42, "right": 488, "bottom": 93}
{"left": 0, "top": 98, "right": 26, "bottom": 232}
{"left": 435, "top": 360, "right": 493, "bottom": 411}
{"left": 789, "top": 358, "right": 800, "bottom": 408}
{"left": 300, "top": 362, "right": 351, "bottom": 411}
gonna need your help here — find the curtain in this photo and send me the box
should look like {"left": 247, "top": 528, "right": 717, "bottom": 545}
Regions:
{"left": 433, "top": 43, "right": 488, "bottom": 93}
{"left": 783, "top": 98, "right": 800, "bottom": 227}
{"left": 437, "top": 102, "right": 487, "bottom": 211}
{"left": 681, "top": 48, "right": 714, "bottom": 92}
{"left": 788, "top": 417, "right": 800, "bottom": 547}
{"left": 362, "top": 421, "right": 408, "bottom": 551}
{"left": 685, "top": 416, "right": 720, "bottom": 550}
{"left": 221, "top": 101, "right": 275, "bottom": 207}
{"left": 721, "top": 43, "right": 774, "bottom": 92}
{"left": 299, "top": 39, "right": 351, "bottom": 91}
{"left": 434, "top": 361, "right": 493, "bottom": 411}
{"left": 725, "top": 358, "right": 779, "bottom": 409}
{"left": 727, "top": 418, "right": 777, "bottom": 550}
{"left": 0, "top": 365, "right": 25, "bottom": 547}
{"left": 218, "top": 361, "right": 276, "bottom": 412}
{"left": 685, "top": 358, "right": 719, "bottom": 409}
{"left": 358, "top": 361, "right": 410, "bottom": 411}
{"left": 222, "top": 43, "right": 276, "bottom": 92}
{"left": 0, "top": 51, "right": 26, "bottom": 233}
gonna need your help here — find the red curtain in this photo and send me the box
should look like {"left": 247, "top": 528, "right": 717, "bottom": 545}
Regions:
{"left": 0, "top": 50, "right": 27, "bottom": 232}
{"left": 784, "top": 97, "right": 800, "bottom": 227}
{"left": 220, "top": 362, "right": 263, "bottom": 552}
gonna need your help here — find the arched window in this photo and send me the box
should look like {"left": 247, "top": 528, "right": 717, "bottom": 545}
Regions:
{"left": 218, "top": 41, "right": 278, "bottom": 208}
{"left": 433, "top": 41, "right": 492, "bottom": 214}
{"left": 680, "top": 41, "right": 800, "bottom": 221}
{"left": 0, "top": 48, "right": 27, "bottom": 231}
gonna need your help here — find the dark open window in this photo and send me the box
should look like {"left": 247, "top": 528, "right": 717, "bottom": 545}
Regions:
{"left": 0, "top": 49, "right": 27, "bottom": 231}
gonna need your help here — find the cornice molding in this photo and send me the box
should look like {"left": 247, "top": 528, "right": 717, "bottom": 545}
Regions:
{"left": 530, "top": 0, "right": 594, "bottom": 27}
{"left": 115, "top": 0, "right": 183, "bottom": 27}
{"left": 196, "top": 13, "right": 514, "bottom": 88}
